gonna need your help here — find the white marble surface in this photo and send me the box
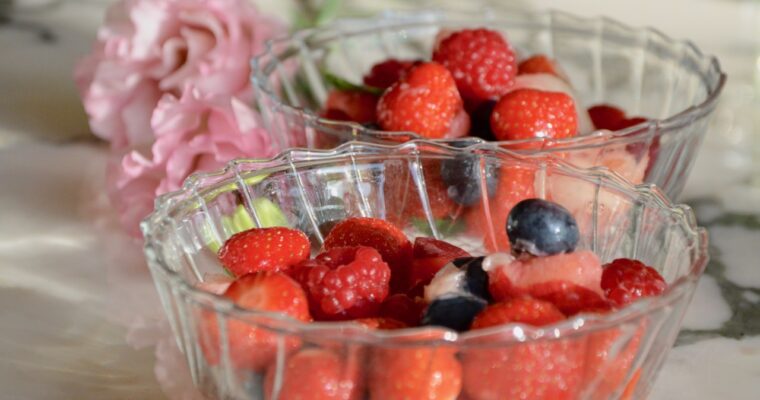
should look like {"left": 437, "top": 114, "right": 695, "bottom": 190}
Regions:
{"left": 0, "top": 1, "right": 759, "bottom": 399}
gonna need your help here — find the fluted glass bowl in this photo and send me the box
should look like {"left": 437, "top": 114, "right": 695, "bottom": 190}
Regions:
{"left": 142, "top": 141, "right": 707, "bottom": 400}
{"left": 251, "top": 8, "right": 725, "bottom": 198}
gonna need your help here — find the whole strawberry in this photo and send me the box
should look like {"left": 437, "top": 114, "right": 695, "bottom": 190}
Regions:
{"left": 264, "top": 348, "right": 363, "bottom": 400}
{"left": 363, "top": 58, "right": 415, "bottom": 89}
{"left": 518, "top": 54, "right": 565, "bottom": 80}
{"left": 464, "top": 297, "right": 584, "bottom": 400}
{"left": 490, "top": 88, "right": 578, "bottom": 141}
{"left": 198, "top": 272, "right": 311, "bottom": 371}
{"left": 322, "top": 89, "right": 379, "bottom": 123}
{"left": 290, "top": 246, "right": 391, "bottom": 320}
{"left": 218, "top": 227, "right": 310, "bottom": 277}
{"left": 601, "top": 258, "right": 666, "bottom": 306}
{"left": 433, "top": 28, "right": 518, "bottom": 103}
{"left": 377, "top": 62, "right": 463, "bottom": 138}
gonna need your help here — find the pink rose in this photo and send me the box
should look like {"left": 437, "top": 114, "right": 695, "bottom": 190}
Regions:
{"left": 75, "top": 0, "right": 285, "bottom": 149}
{"left": 109, "top": 88, "right": 278, "bottom": 236}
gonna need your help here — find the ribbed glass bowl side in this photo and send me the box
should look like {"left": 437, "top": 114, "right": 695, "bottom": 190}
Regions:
{"left": 142, "top": 141, "right": 708, "bottom": 400}
{"left": 251, "top": 8, "right": 725, "bottom": 198}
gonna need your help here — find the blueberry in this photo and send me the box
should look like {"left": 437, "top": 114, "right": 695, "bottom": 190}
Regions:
{"left": 452, "top": 257, "right": 491, "bottom": 301}
{"left": 506, "top": 198, "right": 580, "bottom": 256}
{"left": 422, "top": 296, "right": 487, "bottom": 332}
{"left": 440, "top": 152, "right": 499, "bottom": 206}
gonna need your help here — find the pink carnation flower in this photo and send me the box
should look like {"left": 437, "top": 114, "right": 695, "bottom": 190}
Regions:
{"left": 75, "top": 0, "right": 285, "bottom": 149}
{"left": 109, "top": 88, "right": 278, "bottom": 237}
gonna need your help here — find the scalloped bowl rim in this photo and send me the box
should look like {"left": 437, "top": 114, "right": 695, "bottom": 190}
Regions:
{"left": 250, "top": 8, "right": 726, "bottom": 152}
{"left": 142, "top": 140, "right": 708, "bottom": 347}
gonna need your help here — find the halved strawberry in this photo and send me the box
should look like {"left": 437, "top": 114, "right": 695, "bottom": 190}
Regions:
{"left": 322, "top": 89, "right": 379, "bottom": 124}
{"left": 369, "top": 331, "right": 462, "bottom": 400}
{"left": 264, "top": 348, "right": 364, "bottom": 400}
{"left": 583, "top": 314, "right": 644, "bottom": 400}
{"left": 588, "top": 104, "right": 626, "bottom": 130}
{"left": 466, "top": 165, "right": 536, "bottom": 252}
{"left": 464, "top": 297, "right": 583, "bottom": 400}
{"left": 488, "top": 250, "right": 604, "bottom": 301}
{"left": 528, "top": 281, "right": 612, "bottom": 315}
{"left": 405, "top": 237, "right": 470, "bottom": 294}
{"left": 323, "top": 217, "right": 412, "bottom": 280}
{"left": 198, "top": 272, "right": 311, "bottom": 371}
{"left": 218, "top": 227, "right": 310, "bottom": 277}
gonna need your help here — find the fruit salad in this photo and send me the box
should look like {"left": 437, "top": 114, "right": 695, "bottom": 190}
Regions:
{"left": 197, "top": 198, "right": 667, "bottom": 400}
{"left": 318, "top": 28, "right": 655, "bottom": 184}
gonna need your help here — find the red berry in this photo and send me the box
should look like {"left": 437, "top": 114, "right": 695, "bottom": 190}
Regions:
{"left": 218, "top": 227, "right": 310, "bottom": 277}
{"left": 198, "top": 272, "right": 311, "bottom": 370}
{"left": 528, "top": 281, "right": 612, "bottom": 316}
{"left": 491, "top": 88, "right": 578, "bottom": 141}
{"left": 363, "top": 59, "right": 415, "bottom": 89}
{"left": 433, "top": 28, "right": 518, "bottom": 103}
{"left": 471, "top": 297, "right": 565, "bottom": 329}
{"left": 290, "top": 246, "right": 391, "bottom": 320}
{"left": 466, "top": 165, "right": 536, "bottom": 252}
{"left": 622, "top": 117, "right": 658, "bottom": 179}
{"left": 518, "top": 54, "right": 562, "bottom": 78}
{"left": 353, "top": 317, "right": 407, "bottom": 330}
{"left": 379, "top": 293, "right": 426, "bottom": 327}
{"left": 465, "top": 298, "right": 583, "bottom": 400}
{"left": 584, "top": 324, "right": 644, "bottom": 400}
{"left": 369, "top": 331, "right": 462, "bottom": 400}
{"left": 616, "top": 116, "right": 648, "bottom": 130}
{"left": 377, "top": 62, "right": 463, "bottom": 139}
{"left": 405, "top": 237, "right": 470, "bottom": 293}
{"left": 324, "top": 217, "right": 412, "bottom": 276}
{"left": 601, "top": 258, "right": 667, "bottom": 306}
{"left": 588, "top": 104, "right": 626, "bottom": 130}
{"left": 264, "top": 348, "right": 363, "bottom": 400}
{"left": 323, "top": 89, "right": 378, "bottom": 123}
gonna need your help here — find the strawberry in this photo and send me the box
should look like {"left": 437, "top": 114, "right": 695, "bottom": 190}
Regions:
{"left": 363, "top": 59, "right": 415, "bottom": 89}
{"left": 466, "top": 165, "right": 536, "bottom": 252}
{"left": 379, "top": 293, "right": 426, "bottom": 327}
{"left": 218, "top": 227, "right": 310, "bottom": 277}
{"left": 584, "top": 322, "right": 644, "bottom": 400}
{"left": 353, "top": 317, "right": 407, "bottom": 330}
{"left": 322, "top": 89, "right": 378, "bottom": 124}
{"left": 264, "top": 348, "right": 363, "bottom": 400}
{"left": 488, "top": 250, "right": 604, "bottom": 301}
{"left": 377, "top": 62, "right": 463, "bottom": 139}
{"left": 471, "top": 297, "right": 566, "bottom": 328}
{"left": 405, "top": 237, "right": 470, "bottom": 293}
{"left": 198, "top": 272, "right": 311, "bottom": 371}
{"left": 620, "top": 117, "right": 658, "bottom": 179}
{"left": 528, "top": 281, "right": 612, "bottom": 315}
{"left": 518, "top": 54, "right": 563, "bottom": 78}
{"left": 464, "top": 297, "right": 583, "bottom": 400}
{"left": 601, "top": 258, "right": 666, "bottom": 307}
{"left": 323, "top": 217, "right": 412, "bottom": 279}
{"left": 290, "top": 246, "right": 391, "bottom": 321}
{"left": 588, "top": 104, "right": 626, "bottom": 130}
{"left": 369, "top": 331, "right": 462, "bottom": 400}
{"left": 433, "top": 28, "right": 518, "bottom": 103}
{"left": 491, "top": 88, "right": 578, "bottom": 141}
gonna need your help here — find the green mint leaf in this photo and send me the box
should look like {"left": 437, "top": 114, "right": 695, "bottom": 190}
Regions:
{"left": 323, "top": 71, "right": 383, "bottom": 95}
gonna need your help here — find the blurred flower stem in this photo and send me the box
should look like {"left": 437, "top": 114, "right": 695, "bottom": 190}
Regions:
{"left": 293, "top": 0, "right": 341, "bottom": 29}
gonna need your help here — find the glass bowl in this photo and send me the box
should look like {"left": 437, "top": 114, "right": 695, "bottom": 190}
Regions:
{"left": 142, "top": 140, "right": 707, "bottom": 400}
{"left": 251, "top": 8, "right": 725, "bottom": 198}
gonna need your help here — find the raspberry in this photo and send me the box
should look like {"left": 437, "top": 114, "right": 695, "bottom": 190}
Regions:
{"left": 376, "top": 62, "right": 463, "bottom": 138}
{"left": 218, "top": 227, "right": 310, "bottom": 277}
{"left": 323, "top": 217, "right": 412, "bottom": 276}
{"left": 363, "top": 59, "right": 415, "bottom": 89}
{"left": 433, "top": 28, "right": 518, "bottom": 103}
{"left": 290, "top": 246, "right": 391, "bottom": 320}
{"left": 601, "top": 258, "right": 667, "bottom": 306}
{"left": 322, "top": 89, "right": 378, "bottom": 123}
{"left": 491, "top": 88, "right": 578, "bottom": 141}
